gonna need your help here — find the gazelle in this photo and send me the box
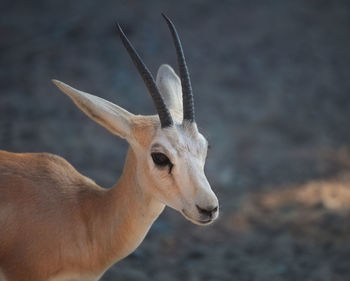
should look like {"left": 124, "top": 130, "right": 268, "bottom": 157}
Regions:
{"left": 0, "top": 14, "right": 219, "bottom": 281}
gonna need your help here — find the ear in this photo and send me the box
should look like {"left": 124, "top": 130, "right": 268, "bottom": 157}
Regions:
{"left": 52, "top": 80, "right": 135, "bottom": 140}
{"left": 156, "top": 64, "right": 183, "bottom": 119}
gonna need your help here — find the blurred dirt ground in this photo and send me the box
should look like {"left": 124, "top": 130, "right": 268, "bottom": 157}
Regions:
{"left": 1, "top": 0, "right": 350, "bottom": 280}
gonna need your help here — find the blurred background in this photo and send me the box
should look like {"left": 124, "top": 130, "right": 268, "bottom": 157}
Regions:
{"left": 1, "top": 0, "right": 350, "bottom": 280}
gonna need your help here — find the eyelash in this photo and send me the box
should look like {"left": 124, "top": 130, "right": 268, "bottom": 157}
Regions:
{"left": 151, "top": 152, "right": 174, "bottom": 174}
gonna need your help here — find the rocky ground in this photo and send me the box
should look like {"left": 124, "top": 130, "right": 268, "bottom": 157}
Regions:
{"left": 1, "top": 0, "right": 350, "bottom": 280}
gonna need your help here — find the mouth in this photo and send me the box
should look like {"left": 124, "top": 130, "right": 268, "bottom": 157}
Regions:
{"left": 181, "top": 209, "right": 214, "bottom": 226}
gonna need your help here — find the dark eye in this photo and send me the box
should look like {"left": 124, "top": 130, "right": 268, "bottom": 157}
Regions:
{"left": 151, "top": 152, "right": 171, "bottom": 167}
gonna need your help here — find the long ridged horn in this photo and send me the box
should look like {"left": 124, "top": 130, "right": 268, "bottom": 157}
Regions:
{"left": 162, "top": 13, "right": 195, "bottom": 123}
{"left": 116, "top": 23, "right": 173, "bottom": 128}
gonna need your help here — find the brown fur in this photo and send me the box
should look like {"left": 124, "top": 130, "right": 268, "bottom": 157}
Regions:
{"left": 0, "top": 149, "right": 164, "bottom": 281}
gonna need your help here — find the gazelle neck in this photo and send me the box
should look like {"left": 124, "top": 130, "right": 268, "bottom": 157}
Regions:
{"left": 88, "top": 147, "right": 165, "bottom": 270}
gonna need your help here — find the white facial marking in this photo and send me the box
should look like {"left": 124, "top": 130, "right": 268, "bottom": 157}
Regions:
{"left": 142, "top": 124, "right": 219, "bottom": 225}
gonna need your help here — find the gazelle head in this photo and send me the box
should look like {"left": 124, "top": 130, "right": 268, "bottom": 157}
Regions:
{"left": 53, "top": 14, "right": 219, "bottom": 225}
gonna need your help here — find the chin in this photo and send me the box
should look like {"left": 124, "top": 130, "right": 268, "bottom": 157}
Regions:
{"left": 181, "top": 209, "right": 217, "bottom": 226}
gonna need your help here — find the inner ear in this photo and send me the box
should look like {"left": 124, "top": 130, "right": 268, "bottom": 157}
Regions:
{"left": 156, "top": 64, "right": 183, "bottom": 120}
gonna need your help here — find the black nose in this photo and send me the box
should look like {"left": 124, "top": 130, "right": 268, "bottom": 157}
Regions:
{"left": 196, "top": 205, "right": 218, "bottom": 218}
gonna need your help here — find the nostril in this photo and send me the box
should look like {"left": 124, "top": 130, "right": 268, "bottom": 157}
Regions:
{"left": 196, "top": 205, "right": 218, "bottom": 217}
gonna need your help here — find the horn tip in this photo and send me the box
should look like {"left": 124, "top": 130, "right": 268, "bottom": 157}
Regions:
{"left": 115, "top": 22, "right": 120, "bottom": 29}
{"left": 115, "top": 21, "right": 124, "bottom": 35}
{"left": 161, "top": 13, "right": 171, "bottom": 24}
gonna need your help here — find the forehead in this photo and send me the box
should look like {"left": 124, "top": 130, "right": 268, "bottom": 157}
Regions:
{"left": 151, "top": 125, "right": 208, "bottom": 154}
